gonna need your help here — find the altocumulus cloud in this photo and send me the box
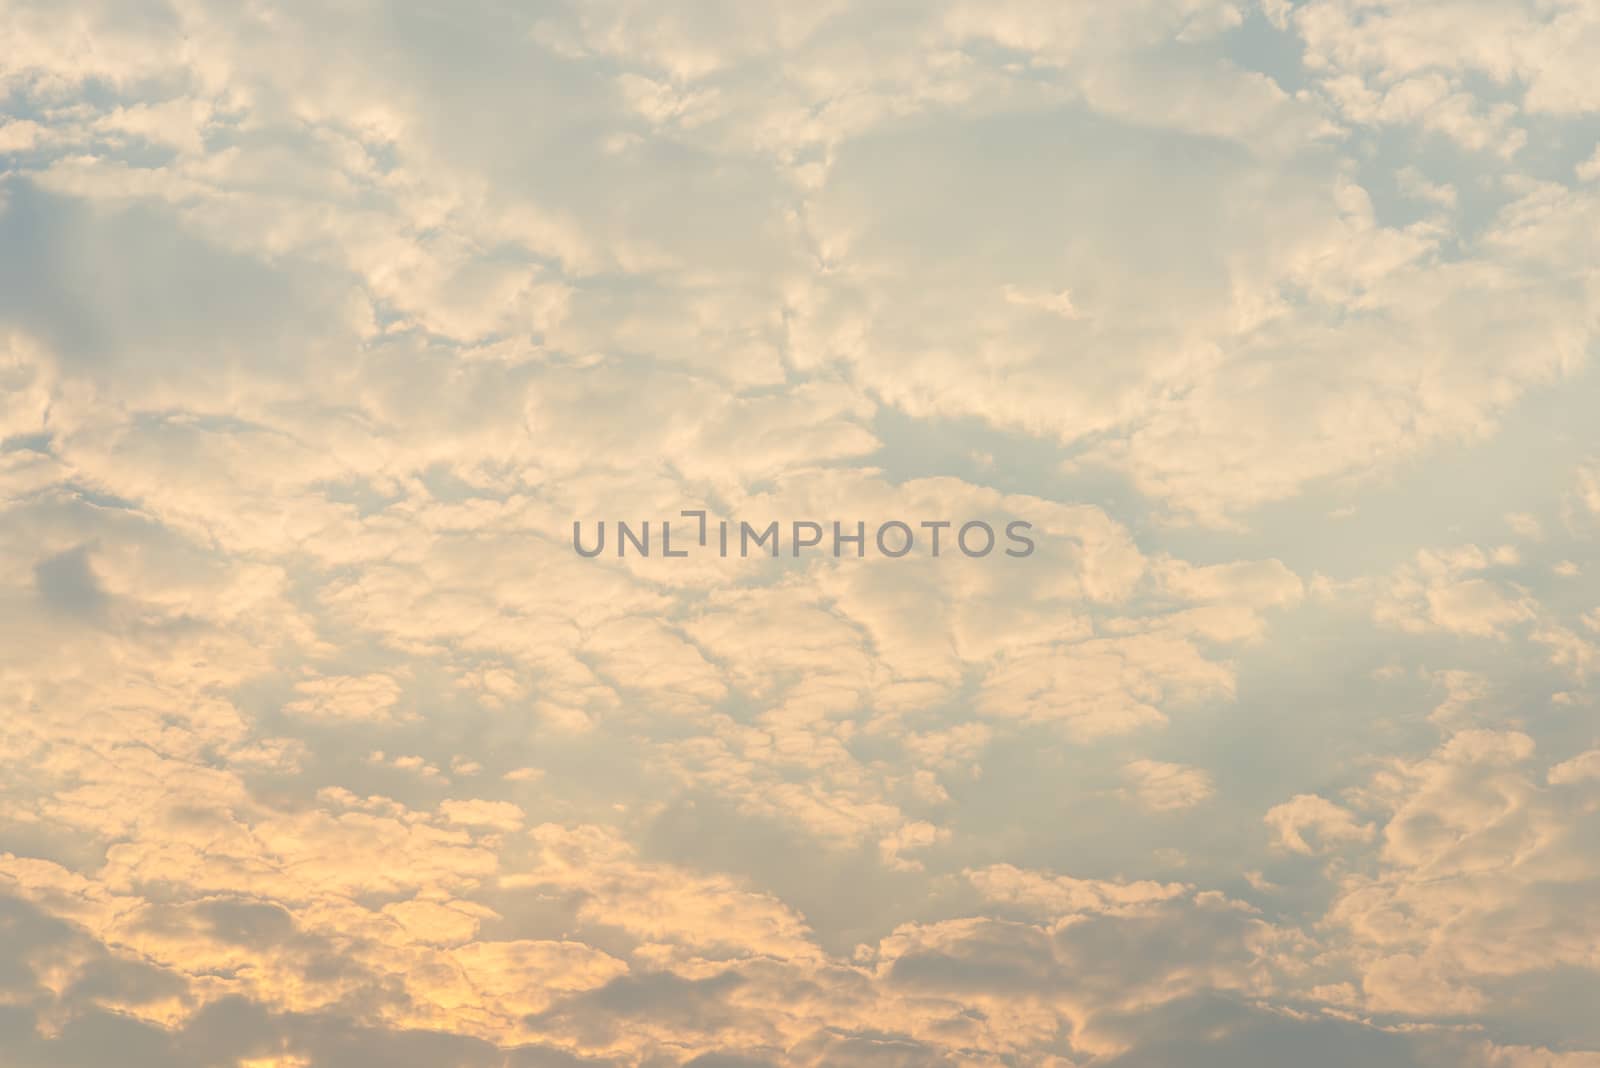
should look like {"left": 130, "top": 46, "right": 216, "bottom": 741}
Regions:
{"left": 2, "top": 0, "right": 1600, "bottom": 1065}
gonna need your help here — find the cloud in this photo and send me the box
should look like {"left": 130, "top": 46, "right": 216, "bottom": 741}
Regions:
{"left": 1373, "top": 545, "right": 1537, "bottom": 638}
{"left": 1264, "top": 795, "right": 1374, "bottom": 855}
{"left": 283, "top": 674, "right": 404, "bottom": 724}
{"left": 1319, "top": 729, "right": 1600, "bottom": 1021}
{"left": 2, "top": 0, "right": 1599, "bottom": 1063}
{"left": 1122, "top": 759, "right": 1216, "bottom": 811}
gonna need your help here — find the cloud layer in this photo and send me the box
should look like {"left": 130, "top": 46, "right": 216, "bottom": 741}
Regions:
{"left": 2, "top": 0, "right": 1599, "bottom": 1064}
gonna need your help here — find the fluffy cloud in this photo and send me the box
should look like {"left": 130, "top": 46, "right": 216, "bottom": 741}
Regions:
{"left": 1122, "top": 759, "right": 1216, "bottom": 811}
{"left": 2, "top": 0, "right": 1598, "bottom": 1063}
{"left": 1264, "top": 794, "right": 1375, "bottom": 856}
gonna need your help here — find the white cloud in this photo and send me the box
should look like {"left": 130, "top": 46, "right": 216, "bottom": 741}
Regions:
{"left": 1123, "top": 758, "right": 1216, "bottom": 811}
{"left": 3, "top": 0, "right": 1599, "bottom": 1061}
{"left": 1264, "top": 794, "right": 1374, "bottom": 855}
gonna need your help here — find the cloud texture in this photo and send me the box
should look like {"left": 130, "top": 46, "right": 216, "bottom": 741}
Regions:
{"left": 2, "top": 0, "right": 1599, "bottom": 1064}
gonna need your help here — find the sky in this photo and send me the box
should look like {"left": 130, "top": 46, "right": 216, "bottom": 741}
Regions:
{"left": 2, "top": 1, "right": 1599, "bottom": 1065}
